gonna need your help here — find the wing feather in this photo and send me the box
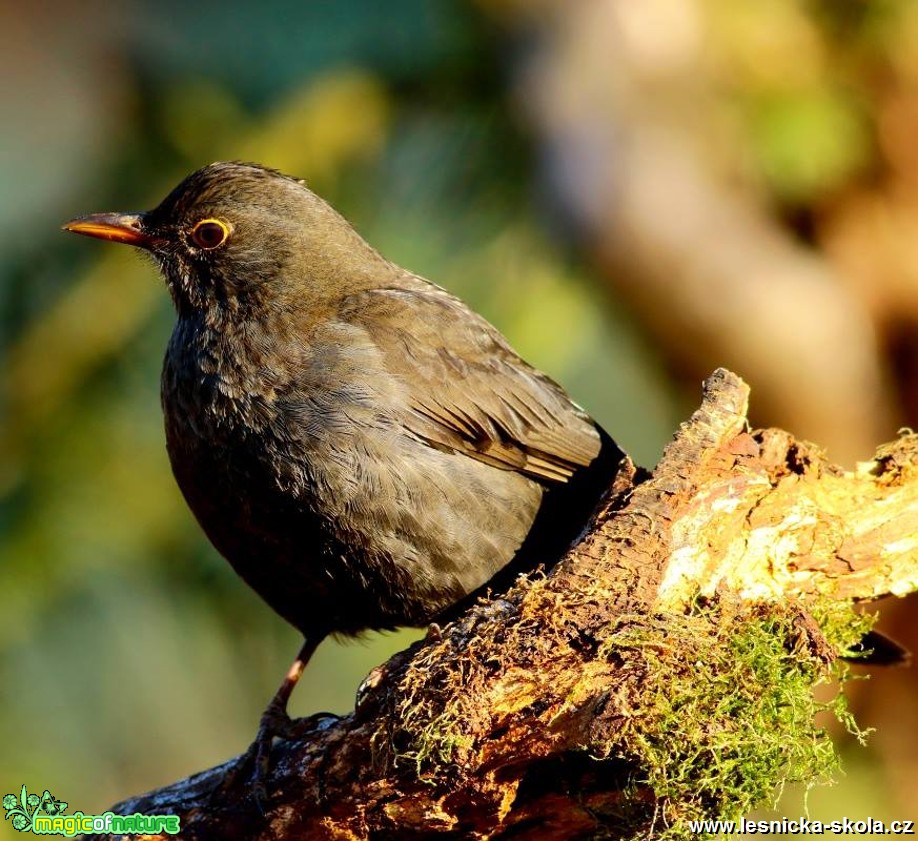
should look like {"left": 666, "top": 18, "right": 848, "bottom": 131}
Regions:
{"left": 341, "top": 283, "right": 602, "bottom": 484}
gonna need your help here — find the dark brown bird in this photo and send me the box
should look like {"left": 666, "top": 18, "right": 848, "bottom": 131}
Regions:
{"left": 63, "top": 161, "right": 625, "bottom": 790}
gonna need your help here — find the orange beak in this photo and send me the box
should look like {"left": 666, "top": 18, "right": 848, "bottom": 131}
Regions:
{"left": 62, "top": 212, "right": 156, "bottom": 248}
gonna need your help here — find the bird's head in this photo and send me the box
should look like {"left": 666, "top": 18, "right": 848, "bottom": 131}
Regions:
{"left": 64, "top": 161, "right": 385, "bottom": 316}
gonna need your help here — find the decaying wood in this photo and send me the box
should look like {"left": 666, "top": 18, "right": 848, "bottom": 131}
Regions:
{"left": 97, "top": 369, "right": 918, "bottom": 840}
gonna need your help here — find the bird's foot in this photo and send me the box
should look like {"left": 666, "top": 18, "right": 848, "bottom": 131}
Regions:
{"left": 250, "top": 703, "right": 339, "bottom": 809}
{"left": 212, "top": 705, "right": 339, "bottom": 812}
{"left": 355, "top": 663, "right": 389, "bottom": 714}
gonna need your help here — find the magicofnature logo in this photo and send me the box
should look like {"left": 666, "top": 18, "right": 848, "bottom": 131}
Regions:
{"left": 3, "top": 785, "right": 180, "bottom": 836}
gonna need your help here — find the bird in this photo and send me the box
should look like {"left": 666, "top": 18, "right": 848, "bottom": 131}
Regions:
{"left": 63, "top": 161, "right": 626, "bottom": 795}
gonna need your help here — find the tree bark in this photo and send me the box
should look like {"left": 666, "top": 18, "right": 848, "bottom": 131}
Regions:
{"left": 94, "top": 369, "right": 917, "bottom": 840}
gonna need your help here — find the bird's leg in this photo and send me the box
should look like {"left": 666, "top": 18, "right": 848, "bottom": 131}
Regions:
{"left": 219, "top": 636, "right": 338, "bottom": 809}
{"left": 256, "top": 636, "right": 320, "bottom": 740}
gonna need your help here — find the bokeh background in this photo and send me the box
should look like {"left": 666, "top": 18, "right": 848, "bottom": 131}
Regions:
{"left": 2, "top": 0, "right": 917, "bottom": 828}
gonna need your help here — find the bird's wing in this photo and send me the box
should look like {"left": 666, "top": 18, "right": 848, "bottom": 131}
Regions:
{"left": 340, "top": 284, "right": 602, "bottom": 484}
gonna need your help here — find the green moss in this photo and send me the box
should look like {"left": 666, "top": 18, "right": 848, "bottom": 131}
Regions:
{"left": 399, "top": 705, "right": 475, "bottom": 776}
{"left": 382, "top": 632, "right": 483, "bottom": 777}
{"left": 594, "top": 598, "right": 873, "bottom": 839}
{"left": 807, "top": 599, "right": 877, "bottom": 658}
{"left": 379, "top": 593, "right": 872, "bottom": 837}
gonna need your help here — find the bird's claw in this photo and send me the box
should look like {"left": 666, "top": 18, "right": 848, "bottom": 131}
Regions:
{"left": 210, "top": 707, "right": 340, "bottom": 813}
{"left": 355, "top": 663, "right": 390, "bottom": 713}
{"left": 250, "top": 705, "right": 340, "bottom": 809}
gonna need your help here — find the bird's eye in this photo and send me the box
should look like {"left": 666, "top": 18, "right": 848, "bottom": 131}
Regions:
{"left": 190, "top": 218, "right": 231, "bottom": 250}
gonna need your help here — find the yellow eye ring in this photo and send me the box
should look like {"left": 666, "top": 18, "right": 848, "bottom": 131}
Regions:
{"left": 190, "top": 218, "right": 231, "bottom": 250}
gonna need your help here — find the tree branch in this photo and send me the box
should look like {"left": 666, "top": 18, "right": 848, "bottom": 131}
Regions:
{"left": 95, "top": 369, "right": 917, "bottom": 840}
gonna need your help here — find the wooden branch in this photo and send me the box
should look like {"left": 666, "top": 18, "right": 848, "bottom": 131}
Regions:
{"left": 96, "top": 370, "right": 917, "bottom": 840}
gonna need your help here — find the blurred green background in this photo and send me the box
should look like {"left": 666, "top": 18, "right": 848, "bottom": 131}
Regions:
{"left": 2, "top": 0, "right": 916, "bottom": 829}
